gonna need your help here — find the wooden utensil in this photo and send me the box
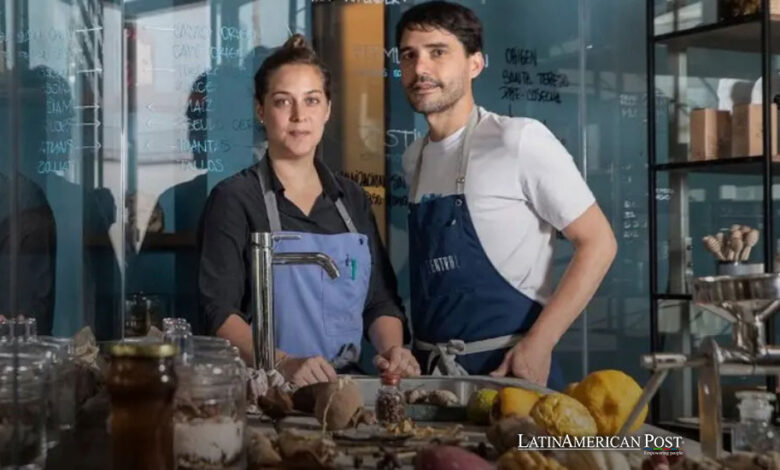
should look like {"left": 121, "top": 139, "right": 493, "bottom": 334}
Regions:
{"left": 715, "top": 232, "right": 727, "bottom": 259}
{"left": 703, "top": 236, "right": 726, "bottom": 261}
{"left": 740, "top": 229, "right": 760, "bottom": 261}
{"left": 728, "top": 232, "right": 744, "bottom": 261}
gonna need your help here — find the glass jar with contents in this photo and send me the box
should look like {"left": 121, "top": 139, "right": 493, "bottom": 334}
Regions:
{"left": 107, "top": 342, "right": 177, "bottom": 470}
{"left": 376, "top": 372, "right": 406, "bottom": 425}
{"left": 1, "top": 340, "right": 65, "bottom": 449}
{"left": 0, "top": 354, "right": 48, "bottom": 470}
{"left": 732, "top": 390, "right": 779, "bottom": 453}
{"left": 174, "top": 354, "right": 246, "bottom": 470}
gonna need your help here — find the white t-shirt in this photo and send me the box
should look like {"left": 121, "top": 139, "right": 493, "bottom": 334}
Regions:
{"left": 402, "top": 107, "right": 595, "bottom": 304}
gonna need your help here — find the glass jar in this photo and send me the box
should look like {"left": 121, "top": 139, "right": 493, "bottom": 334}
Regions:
{"left": 163, "top": 317, "right": 190, "bottom": 333}
{"left": 376, "top": 373, "right": 405, "bottom": 425}
{"left": 125, "top": 293, "right": 168, "bottom": 337}
{"left": 0, "top": 354, "right": 48, "bottom": 470}
{"left": 0, "top": 317, "right": 37, "bottom": 342}
{"left": 164, "top": 323, "right": 194, "bottom": 365}
{"left": 1, "top": 341, "right": 64, "bottom": 449}
{"left": 174, "top": 355, "right": 246, "bottom": 469}
{"left": 36, "top": 336, "right": 77, "bottom": 431}
{"left": 192, "top": 335, "right": 230, "bottom": 349}
{"left": 107, "top": 342, "right": 177, "bottom": 470}
{"left": 732, "top": 390, "right": 779, "bottom": 453}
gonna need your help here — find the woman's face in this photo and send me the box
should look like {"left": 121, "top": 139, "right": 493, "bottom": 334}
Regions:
{"left": 256, "top": 64, "right": 330, "bottom": 159}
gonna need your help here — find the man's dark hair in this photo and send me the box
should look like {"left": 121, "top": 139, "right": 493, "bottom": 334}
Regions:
{"left": 395, "top": 1, "right": 483, "bottom": 55}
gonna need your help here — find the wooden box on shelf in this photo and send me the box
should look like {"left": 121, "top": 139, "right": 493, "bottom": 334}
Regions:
{"left": 719, "top": 0, "right": 780, "bottom": 19}
{"left": 731, "top": 103, "right": 778, "bottom": 158}
{"left": 690, "top": 108, "right": 731, "bottom": 161}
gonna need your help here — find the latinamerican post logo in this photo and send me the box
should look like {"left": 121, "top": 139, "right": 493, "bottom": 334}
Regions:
{"left": 517, "top": 434, "right": 684, "bottom": 456}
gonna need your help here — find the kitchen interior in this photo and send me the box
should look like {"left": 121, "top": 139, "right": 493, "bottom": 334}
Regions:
{"left": 6, "top": 0, "right": 780, "bottom": 468}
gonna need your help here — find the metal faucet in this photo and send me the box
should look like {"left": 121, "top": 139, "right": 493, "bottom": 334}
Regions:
{"left": 249, "top": 232, "right": 340, "bottom": 371}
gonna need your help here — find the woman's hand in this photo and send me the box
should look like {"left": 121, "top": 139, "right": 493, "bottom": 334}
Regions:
{"left": 373, "top": 345, "right": 421, "bottom": 377}
{"left": 277, "top": 355, "right": 338, "bottom": 386}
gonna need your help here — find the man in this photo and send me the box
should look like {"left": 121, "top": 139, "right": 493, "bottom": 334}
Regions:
{"left": 397, "top": 1, "right": 617, "bottom": 388}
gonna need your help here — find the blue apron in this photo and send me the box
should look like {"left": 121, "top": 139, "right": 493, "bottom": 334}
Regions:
{"left": 408, "top": 107, "right": 564, "bottom": 390}
{"left": 255, "top": 155, "right": 371, "bottom": 368}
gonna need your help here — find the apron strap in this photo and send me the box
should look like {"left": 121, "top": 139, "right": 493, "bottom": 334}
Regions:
{"left": 255, "top": 149, "right": 358, "bottom": 234}
{"left": 414, "top": 334, "right": 523, "bottom": 376}
{"left": 410, "top": 106, "right": 481, "bottom": 202}
{"left": 334, "top": 198, "right": 358, "bottom": 234}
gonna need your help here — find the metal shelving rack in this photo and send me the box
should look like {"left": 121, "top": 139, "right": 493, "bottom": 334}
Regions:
{"left": 647, "top": 0, "right": 778, "bottom": 429}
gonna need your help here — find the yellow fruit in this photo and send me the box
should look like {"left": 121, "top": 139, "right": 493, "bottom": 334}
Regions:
{"left": 564, "top": 382, "right": 579, "bottom": 396}
{"left": 530, "top": 393, "right": 597, "bottom": 437}
{"left": 467, "top": 389, "right": 498, "bottom": 425}
{"left": 491, "top": 387, "right": 543, "bottom": 421}
{"left": 497, "top": 450, "right": 568, "bottom": 470}
{"left": 570, "top": 370, "right": 647, "bottom": 435}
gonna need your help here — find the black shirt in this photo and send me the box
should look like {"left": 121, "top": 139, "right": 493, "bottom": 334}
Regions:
{"left": 197, "top": 157, "right": 407, "bottom": 340}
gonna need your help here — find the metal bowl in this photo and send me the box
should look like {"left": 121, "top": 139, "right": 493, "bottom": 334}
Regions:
{"left": 693, "top": 273, "right": 780, "bottom": 304}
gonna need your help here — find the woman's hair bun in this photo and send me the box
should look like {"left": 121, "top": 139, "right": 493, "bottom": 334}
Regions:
{"left": 283, "top": 33, "right": 309, "bottom": 50}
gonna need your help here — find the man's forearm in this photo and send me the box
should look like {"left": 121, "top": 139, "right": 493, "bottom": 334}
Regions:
{"left": 215, "top": 313, "right": 288, "bottom": 366}
{"left": 527, "top": 237, "right": 616, "bottom": 347}
{"left": 368, "top": 316, "right": 405, "bottom": 355}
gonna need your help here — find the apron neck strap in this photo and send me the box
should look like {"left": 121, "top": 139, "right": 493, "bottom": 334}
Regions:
{"left": 255, "top": 150, "right": 358, "bottom": 234}
{"left": 411, "top": 105, "right": 481, "bottom": 202}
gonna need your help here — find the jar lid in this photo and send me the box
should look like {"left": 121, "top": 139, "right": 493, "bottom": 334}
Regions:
{"left": 110, "top": 342, "right": 176, "bottom": 358}
{"left": 736, "top": 390, "right": 776, "bottom": 402}
{"left": 380, "top": 372, "right": 401, "bottom": 386}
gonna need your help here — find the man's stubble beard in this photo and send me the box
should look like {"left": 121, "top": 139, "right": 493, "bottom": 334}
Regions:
{"left": 406, "top": 77, "right": 467, "bottom": 115}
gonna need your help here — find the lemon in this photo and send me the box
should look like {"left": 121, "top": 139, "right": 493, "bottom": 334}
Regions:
{"left": 467, "top": 389, "right": 498, "bottom": 425}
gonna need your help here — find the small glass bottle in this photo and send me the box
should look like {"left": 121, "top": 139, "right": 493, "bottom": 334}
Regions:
{"left": 376, "top": 372, "right": 406, "bottom": 425}
{"left": 732, "top": 391, "right": 778, "bottom": 453}
{"left": 164, "top": 323, "right": 194, "bottom": 365}
{"left": 107, "top": 342, "right": 177, "bottom": 470}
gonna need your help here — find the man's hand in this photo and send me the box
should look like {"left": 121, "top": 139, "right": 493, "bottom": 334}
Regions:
{"left": 490, "top": 335, "right": 553, "bottom": 386}
{"left": 373, "top": 345, "right": 421, "bottom": 377}
{"left": 277, "top": 355, "right": 338, "bottom": 386}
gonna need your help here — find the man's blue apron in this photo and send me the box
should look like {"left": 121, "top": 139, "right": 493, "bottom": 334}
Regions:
{"left": 407, "top": 107, "right": 564, "bottom": 390}
{"left": 254, "top": 154, "right": 371, "bottom": 370}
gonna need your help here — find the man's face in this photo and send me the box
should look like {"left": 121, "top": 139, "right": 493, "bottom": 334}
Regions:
{"left": 399, "top": 26, "right": 483, "bottom": 114}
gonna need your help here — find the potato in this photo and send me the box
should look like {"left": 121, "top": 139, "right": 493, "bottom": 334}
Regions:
{"left": 414, "top": 445, "right": 493, "bottom": 470}
{"left": 313, "top": 378, "right": 363, "bottom": 431}
{"left": 247, "top": 429, "right": 282, "bottom": 469}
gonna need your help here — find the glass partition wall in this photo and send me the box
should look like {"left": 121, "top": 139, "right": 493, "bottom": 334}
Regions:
{"left": 0, "top": 0, "right": 654, "bottom": 420}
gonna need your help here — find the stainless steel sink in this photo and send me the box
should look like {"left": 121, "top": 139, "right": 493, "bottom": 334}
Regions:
{"left": 348, "top": 374, "right": 551, "bottom": 407}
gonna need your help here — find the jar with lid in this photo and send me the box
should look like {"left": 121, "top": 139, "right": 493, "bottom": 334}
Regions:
{"left": 375, "top": 372, "right": 406, "bottom": 425}
{"left": 732, "top": 390, "right": 779, "bottom": 453}
{"left": 174, "top": 353, "right": 246, "bottom": 469}
{"left": 107, "top": 342, "right": 177, "bottom": 470}
{"left": 0, "top": 353, "right": 48, "bottom": 470}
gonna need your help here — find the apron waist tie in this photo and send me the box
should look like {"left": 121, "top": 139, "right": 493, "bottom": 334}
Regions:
{"left": 414, "top": 334, "right": 523, "bottom": 376}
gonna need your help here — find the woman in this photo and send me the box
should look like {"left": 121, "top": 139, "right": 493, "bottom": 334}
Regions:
{"left": 198, "top": 35, "right": 419, "bottom": 386}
